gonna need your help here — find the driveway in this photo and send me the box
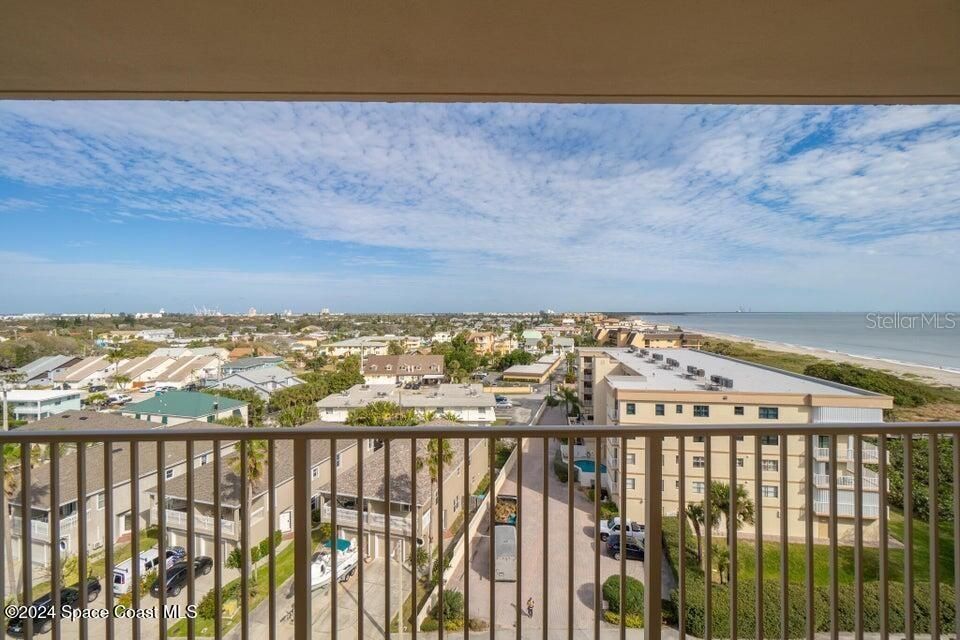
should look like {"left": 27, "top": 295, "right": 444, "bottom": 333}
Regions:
{"left": 445, "top": 405, "right": 675, "bottom": 633}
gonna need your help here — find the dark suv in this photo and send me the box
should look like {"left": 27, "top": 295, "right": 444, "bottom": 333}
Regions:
{"left": 149, "top": 557, "right": 213, "bottom": 598}
{"left": 606, "top": 534, "right": 644, "bottom": 561}
{"left": 6, "top": 577, "right": 101, "bottom": 637}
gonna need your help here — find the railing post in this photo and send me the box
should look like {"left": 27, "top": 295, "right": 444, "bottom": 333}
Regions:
{"left": 294, "top": 438, "right": 312, "bottom": 640}
{"left": 644, "top": 434, "right": 662, "bottom": 640}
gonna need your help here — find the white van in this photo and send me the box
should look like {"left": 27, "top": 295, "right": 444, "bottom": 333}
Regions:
{"left": 113, "top": 547, "right": 185, "bottom": 594}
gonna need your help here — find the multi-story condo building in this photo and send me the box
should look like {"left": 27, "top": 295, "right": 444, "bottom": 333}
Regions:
{"left": 362, "top": 354, "right": 445, "bottom": 385}
{"left": 577, "top": 347, "right": 893, "bottom": 543}
{"left": 593, "top": 326, "right": 704, "bottom": 349}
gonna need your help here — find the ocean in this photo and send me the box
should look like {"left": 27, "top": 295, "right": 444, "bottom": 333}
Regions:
{"left": 628, "top": 312, "right": 960, "bottom": 372}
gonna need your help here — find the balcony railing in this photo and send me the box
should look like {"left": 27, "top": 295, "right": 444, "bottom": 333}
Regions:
{"left": 815, "top": 444, "right": 880, "bottom": 462}
{"left": 1, "top": 422, "right": 958, "bottom": 640}
{"left": 10, "top": 513, "right": 77, "bottom": 541}
{"left": 814, "top": 472, "right": 881, "bottom": 490}
{"left": 321, "top": 504, "right": 412, "bottom": 534}
{"left": 157, "top": 507, "right": 237, "bottom": 537}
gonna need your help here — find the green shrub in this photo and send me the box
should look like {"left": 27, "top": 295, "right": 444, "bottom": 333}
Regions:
{"left": 602, "top": 575, "right": 644, "bottom": 617}
{"left": 433, "top": 589, "right": 464, "bottom": 623}
{"left": 553, "top": 450, "right": 568, "bottom": 483}
{"left": 673, "top": 578, "right": 955, "bottom": 638}
{"left": 419, "top": 618, "right": 439, "bottom": 632}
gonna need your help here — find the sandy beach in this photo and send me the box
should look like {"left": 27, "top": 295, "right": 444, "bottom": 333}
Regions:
{"left": 700, "top": 331, "right": 960, "bottom": 389}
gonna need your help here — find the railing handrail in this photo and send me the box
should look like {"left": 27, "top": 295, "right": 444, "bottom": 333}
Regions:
{"left": 1, "top": 421, "right": 958, "bottom": 443}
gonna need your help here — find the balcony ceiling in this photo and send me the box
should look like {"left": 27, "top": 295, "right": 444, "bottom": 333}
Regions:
{"left": 1, "top": 0, "right": 958, "bottom": 103}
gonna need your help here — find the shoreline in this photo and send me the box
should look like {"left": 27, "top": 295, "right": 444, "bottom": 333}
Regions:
{"left": 698, "top": 330, "right": 960, "bottom": 389}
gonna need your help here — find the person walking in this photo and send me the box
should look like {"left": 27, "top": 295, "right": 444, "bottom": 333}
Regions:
{"left": 526, "top": 597, "right": 535, "bottom": 618}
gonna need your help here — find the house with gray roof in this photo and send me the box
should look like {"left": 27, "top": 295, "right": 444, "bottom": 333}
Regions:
{"left": 212, "top": 365, "right": 303, "bottom": 399}
{"left": 16, "top": 354, "right": 82, "bottom": 385}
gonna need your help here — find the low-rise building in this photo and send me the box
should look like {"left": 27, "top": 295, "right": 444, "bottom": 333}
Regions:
{"left": 317, "top": 383, "right": 495, "bottom": 423}
{"left": 579, "top": 346, "right": 894, "bottom": 543}
{"left": 593, "top": 326, "right": 703, "bottom": 349}
{"left": 137, "top": 328, "right": 176, "bottom": 342}
{"left": 3, "top": 389, "right": 82, "bottom": 421}
{"left": 502, "top": 353, "right": 562, "bottom": 384}
{"left": 213, "top": 365, "right": 304, "bottom": 399}
{"left": 151, "top": 355, "right": 221, "bottom": 389}
{"left": 221, "top": 356, "right": 285, "bottom": 375}
{"left": 319, "top": 337, "right": 389, "bottom": 358}
{"left": 362, "top": 354, "right": 444, "bottom": 385}
{"left": 321, "top": 431, "right": 488, "bottom": 559}
{"left": 16, "top": 354, "right": 83, "bottom": 385}
{"left": 52, "top": 355, "right": 113, "bottom": 388}
{"left": 122, "top": 390, "right": 249, "bottom": 426}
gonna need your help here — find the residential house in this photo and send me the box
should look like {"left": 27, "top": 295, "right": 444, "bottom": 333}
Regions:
{"left": 52, "top": 355, "right": 114, "bottom": 388}
{"left": 115, "top": 355, "right": 177, "bottom": 387}
{"left": 362, "top": 355, "right": 444, "bottom": 385}
{"left": 16, "top": 354, "right": 83, "bottom": 385}
{"left": 321, "top": 431, "right": 488, "bottom": 559}
{"left": 7, "top": 411, "right": 234, "bottom": 571}
{"left": 221, "top": 356, "right": 285, "bottom": 375}
{"left": 122, "top": 390, "right": 249, "bottom": 426}
{"left": 502, "top": 353, "right": 562, "bottom": 384}
{"left": 319, "top": 338, "right": 389, "bottom": 358}
{"left": 521, "top": 329, "right": 543, "bottom": 352}
{"left": 152, "top": 439, "right": 358, "bottom": 558}
{"left": 213, "top": 365, "right": 304, "bottom": 399}
{"left": 3, "top": 389, "right": 82, "bottom": 421}
{"left": 151, "top": 355, "right": 221, "bottom": 389}
{"left": 136, "top": 328, "right": 176, "bottom": 342}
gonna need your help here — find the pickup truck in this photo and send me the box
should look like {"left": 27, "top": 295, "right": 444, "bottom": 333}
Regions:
{"left": 598, "top": 516, "right": 644, "bottom": 542}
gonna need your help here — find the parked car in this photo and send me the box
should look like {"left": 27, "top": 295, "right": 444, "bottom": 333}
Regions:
{"left": 606, "top": 534, "right": 644, "bottom": 561}
{"left": 139, "top": 385, "right": 157, "bottom": 394}
{"left": 88, "top": 384, "right": 107, "bottom": 393}
{"left": 5, "top": 577, "right": 101, "bottom": 637}
{"left": 495, "top": 398, "right": 513, "bottom": 409}
{"left": 113, "top": 546, "right": 186, "bottom": 594}
{"left": 107, "top": 393, "right": 132, "bottom": 405}
{"left": 148, "top": 557, "right": 214, "bottom": 598}
{"left": 598, "top": 517, "right": 644, "bottom": 542}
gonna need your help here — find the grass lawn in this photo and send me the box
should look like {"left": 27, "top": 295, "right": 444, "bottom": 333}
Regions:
{"left": 169, "top": 529, "right": 320, "bottom": 637}
{"left": 680, "top": 509, "right": 955, "bottom": 587}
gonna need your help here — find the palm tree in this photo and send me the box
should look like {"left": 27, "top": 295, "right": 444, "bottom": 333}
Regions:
{"left": 109, "top": 373, "right": 131, "bottom": 390}
{"left": 417, "top": 439, "right": 454, "bottom": 545}
{"left": 709, "top": 481, "right": 755, "bottom": 541}
{"left": 3, "top": 444, "right": 20, "bottom": 600}
{"left": 684, "top": 502, "right": 705, "bottom": 563}
{"left": 557, "top": 387, "right": 580, "bottom": 417}
{"left": 230, "top": 440, "right": 268, "bottom": 583}
{"left": 712, "top": 543, "right": 730, "bottom": 584}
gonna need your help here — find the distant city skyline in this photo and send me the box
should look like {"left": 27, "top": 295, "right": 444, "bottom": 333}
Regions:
{"left": 1, "top": 102, "right": 959, "bottom": 313}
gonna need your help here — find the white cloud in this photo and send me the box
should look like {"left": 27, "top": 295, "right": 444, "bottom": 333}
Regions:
{"left": 0, "top": 102, "right": 958, "bottom": 311}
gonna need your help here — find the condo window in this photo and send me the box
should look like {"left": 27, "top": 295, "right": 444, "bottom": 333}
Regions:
{"left": 762, "top": 459, "right": 779, "bottom": 472}
{"left": 693, "top": 405, "right": 710, "bottom": 417}
{"left": 692, "top": 456, "right": 705, "bottom": 468}
{"left": 761, "top": 435, "right": 779, "bottom": 446}
{"left": 311, "top": 465, "right": 320, "bottom": 480}
{"left": 97, "top": 493, "right": 105, "bottom": 510}
{"left": 761, "top": 485, "right": 779, "bottom": 498}
{"left": 693, "top": 436, "right": 705, "bottom": 443}
{"left": 584, "top": 394, "right": 592, "bottom": 401}
{"left": 737, "top": 457, "right": 745, "bottom": 468}
{"left": 676, "top": 404, "right": 683, "bottom": 414}
{"left": 759, "top": 407, "right": 780, "bottom": 419}
{"left": 655, "top": 403, "right": 665, "bottom": 416}
{"left": 625, "top": 478, "right": 636, "bottom": 490}
{"left": 584, "top": 381, "right": 592, "bottom": 388}
{"left": 165, "top": 468, "right": 174, "bottom": 480}
{"left": 626, "top": 453, "right": 636, "bottom": 465}
{"left": 625, "top": 403, "right": 636, "bottom": 415}
{"left": 693, "top": 481, "right": 705, "bottom": 494}
{"left": 734, "top": 406, "right": 744, "bottom": 416}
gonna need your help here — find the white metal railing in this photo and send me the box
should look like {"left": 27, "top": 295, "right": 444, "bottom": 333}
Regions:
{"left": 10, "top": 514, "right": 78, "bottom": 541}
{"left": 161, "top": 507, "right": 237, "bottom": 537}
{"left": 322, "top": 504, "right": 412, "bottom": 534}
{"left": 813, "top": 473, "right": 880, "bottom": 490}
{"left": 814, "top": 446, "right": 879, "bottom": 462}
{"left": 813, "top": 501, "right": 881, "bottom": 518}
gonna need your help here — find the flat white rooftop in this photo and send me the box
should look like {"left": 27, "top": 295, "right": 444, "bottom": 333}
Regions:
{"left": 319, "top": 383, "right": 495, "bottom": 409}
{"left": 5, "top": 389, "right": 82, "bottom": 402}
{"left": 598, "top": 348, "right": 875, "bottom": 396}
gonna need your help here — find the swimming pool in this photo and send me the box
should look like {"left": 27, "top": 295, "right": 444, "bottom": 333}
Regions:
{"left": 573, "top": 459, "right": 607, "bottom": 474}
{"left": 323, "top": 538, "right": 352, "bottom": 552}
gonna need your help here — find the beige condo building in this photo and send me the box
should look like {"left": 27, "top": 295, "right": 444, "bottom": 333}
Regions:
{"left": 577, "top": 347, "right": 893, "bottom": 543}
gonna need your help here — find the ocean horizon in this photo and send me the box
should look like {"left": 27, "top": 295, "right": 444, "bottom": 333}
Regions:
{"left": 626, "top": 311, "right": 960, "bottom": 372}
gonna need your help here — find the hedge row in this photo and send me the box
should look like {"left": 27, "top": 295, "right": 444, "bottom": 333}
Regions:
{"left": 674, "top": 577, "right": 955, "bottom": 638}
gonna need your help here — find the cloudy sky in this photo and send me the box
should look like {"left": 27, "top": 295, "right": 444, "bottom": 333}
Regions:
{"left": 0, "top": 102, "right": 958, "bottom": 313}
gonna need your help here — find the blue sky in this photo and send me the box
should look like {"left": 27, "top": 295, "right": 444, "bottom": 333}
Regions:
{"left": 0, "top": 102, "right": 958, "bottom": 313}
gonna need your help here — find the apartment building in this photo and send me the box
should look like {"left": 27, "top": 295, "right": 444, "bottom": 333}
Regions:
{"left": 593, "top": 326, "right": 704, "bottom": 349}
{"left": 502, "top": 353, "right": 562, "bottom": 384}
{"left": 317, "top": 383, "right": 496, "bottom": 423}
{"left": 362, "top": 354, "right": 445, "bottom": 385}
{"left": 578, "top": 347, "right": 893, "bottom": 543}
{"left": 7, "top": 412, "right": 234, "bottom": 570}
{"left": 322, "top": 434, "right": 489, "bottom": 560}
{"left": 152, "top": 439, "right": 358, "bottom": 559}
